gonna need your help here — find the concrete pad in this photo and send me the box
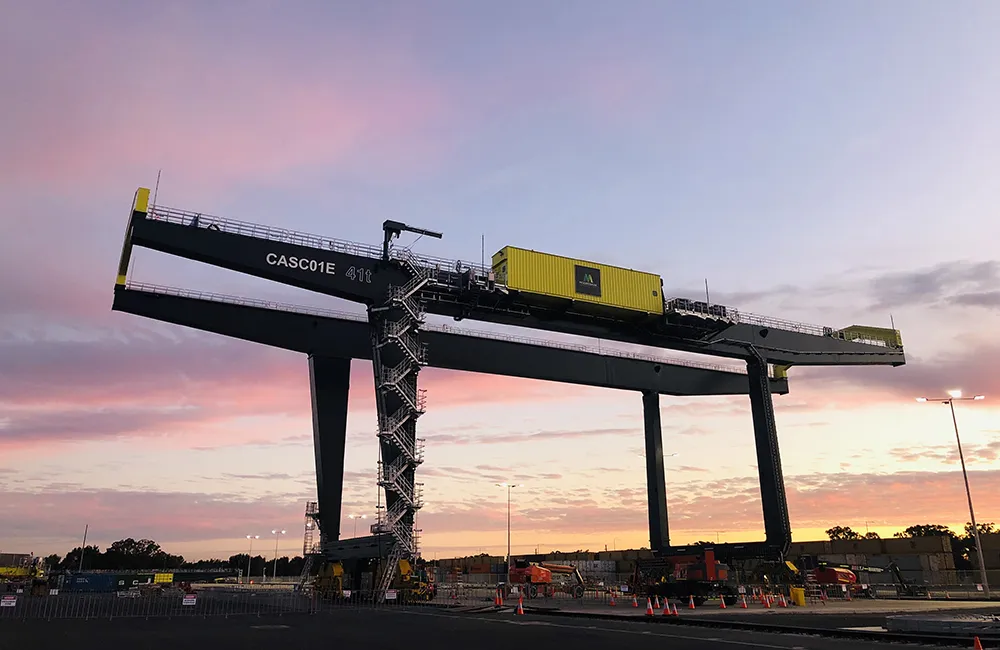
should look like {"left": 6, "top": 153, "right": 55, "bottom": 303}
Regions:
{"left": 886, "top": 612, "right": 1000, "bottom": 638}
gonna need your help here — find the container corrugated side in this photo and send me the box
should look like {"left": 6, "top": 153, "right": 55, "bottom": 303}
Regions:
{"left": 492, "top": 246, "right": 663, "bottom": 315}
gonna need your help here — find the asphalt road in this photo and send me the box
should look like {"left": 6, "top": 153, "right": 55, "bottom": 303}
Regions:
{"left": 0, "top": 607, "right": 938, "bottom": 650}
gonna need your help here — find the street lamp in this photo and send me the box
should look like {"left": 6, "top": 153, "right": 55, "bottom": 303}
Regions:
{"left": 348, "top": 514, "right": 367, "bottom": 538}
{"left": 496, "top": 483, "right": 520, "bottom": 590}
{"left": 916, "top": 391, "right": 989, "bottom": 598}
{"left": 271, "top": 530, "right": 286, "bottom": 582}
{"left": 245, "top": 535, "right": 259, "bottom": 584}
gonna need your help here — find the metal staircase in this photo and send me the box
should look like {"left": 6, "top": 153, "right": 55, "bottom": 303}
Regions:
{"left": 297, "top": 501, "right": 321, "bottom": 589}
{"left": 369, "top": 260, "right": 432, "bottom": 602}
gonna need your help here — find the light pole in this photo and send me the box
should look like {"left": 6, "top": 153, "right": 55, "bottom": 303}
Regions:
{"left": 496, "top": 483, "right": 520, "bottom": 590}
{"left": 245, "top": 535, "right": 259, "bottom": 584}
{"left": 271, "top": 529, "right": 286, "bottom": 581}
{"left": 348, "top": 514, "right": 367, "bottom": 538}
{"left": 916, "top": 390, "right": 989, "bottom": 598}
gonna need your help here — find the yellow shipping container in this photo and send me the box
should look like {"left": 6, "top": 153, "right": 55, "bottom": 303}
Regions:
{"left": 492, "top": 246, "right": 664, "bottom": 316}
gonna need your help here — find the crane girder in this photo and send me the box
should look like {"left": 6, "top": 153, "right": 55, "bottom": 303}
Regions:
{"left": 117, "top": 192, "right": 906, "bottom": 367}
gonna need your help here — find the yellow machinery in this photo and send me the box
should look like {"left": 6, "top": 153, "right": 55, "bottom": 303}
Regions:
{"left": 492, "top": 246, "right": 664, "bottom": 317}
{"left": 312, "top": 558, "right": 437, "bottom": 601}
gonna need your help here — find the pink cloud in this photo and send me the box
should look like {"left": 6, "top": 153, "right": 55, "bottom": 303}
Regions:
{"left": 0, "top": 324, "right": 589, "bottom": 453}
{"left": 1, "top": 4, "right": 457, "bottom": 190}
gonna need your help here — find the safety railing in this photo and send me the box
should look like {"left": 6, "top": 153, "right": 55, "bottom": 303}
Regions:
{"left": 5, "top": 572, "right": 993, "bottom": 622}
{"left": 124, "top": 282, "right": 756, "bottom": 377}
{"left": 145, "top": 205, "right": 896, "bottom": 351}
{"left": 666, "top": 300, "right": 899, "bottom": 349}
{"left": 147, "top": 205, "right": 489, "bottom": 278}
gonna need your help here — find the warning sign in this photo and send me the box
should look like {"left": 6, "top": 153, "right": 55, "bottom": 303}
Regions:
{"left": 182, "top": 595, "right": 197, "bottom": 606}
{"left": 1, "top": 596, "right": 16, "bottom": 607}
{"left": 342, "top": 590, "right": 352, "bottom": 598}
{"left": 385, "top": 590, "right": 397, "bottom": 600}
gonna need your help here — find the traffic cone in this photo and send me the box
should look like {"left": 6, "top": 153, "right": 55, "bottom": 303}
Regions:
{"left": 632, "top": 595, "right": 638, "bottom": 607}
{"left": 779, "top": 594, "right": 788, "bottom": 608}
{"left": 672, "top": 603, "right": 680, "bottom": 616}
{"left": 609, "top": 592, "right": 617, "bottom": 607}
{"left": 740, "top": 595, "right": 748, "bottom": 609}
{"left": 719, "top": 596, "right": 727, "bottom": 609}
{"left": 763, "top": 595, "right": 771, "bottom": 609}
{"left": 516, "top": 594, "right": 524, "bottom": 615}
{"left": 654, "top": 595, "right": 661, "bottom": 610}
{"left": 645, "top": 598, "right": 654, "bottom": 616}
{"left": 494, "top": 589, "right": 500, "bottom": 606}
{"left": 973, "top": 636, "right": 983, "bottom": 650}
{"left": 688, "top": 595, "right": 696, "bottom": 609}
{"left": 663, "top": 599, "right": 672, "bottom": 615}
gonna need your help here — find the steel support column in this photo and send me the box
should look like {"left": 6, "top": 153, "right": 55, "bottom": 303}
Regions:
{"left": 308, "top": 355, "right": 352, "bottom": 543}
{"left": 746, "top": 351, "right": 792, "bottom": 553}
{"left": 642, "top": 390, "right": 670, "bottom": 552}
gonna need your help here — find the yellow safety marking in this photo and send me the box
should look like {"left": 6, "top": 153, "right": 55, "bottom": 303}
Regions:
{"left": 133, "top": 187, "right": 150, "bottom": 214}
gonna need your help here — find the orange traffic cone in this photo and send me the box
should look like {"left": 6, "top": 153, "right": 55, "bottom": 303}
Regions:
{"left": 688, "top": 595, "right": 696, "bottom": 609}
{"left": 494, "top": 589, "right": 500, "bottom": 606}
{"left": 645, "top": 598, "right": 654, "bottom": 616}
{"left": 654, "top": 595, "right": 661, "bottom": 610}
{"left": 763, "top": 595, "right": 771, "bottom": 609}
{"left": 632, "top": 595, "right": 638, "bottom": 608}
{"left": 740, "top": 595, "right": 748, "bottom": 609}
{"left": 973, "top": 636, "right": 983, "bottom": 650}
{"left": 719, "top": 596, "right": 727, "bottom": 609}
{"left": 779, "top": 594, "right": 788, "bottom": 608}
{"left": 672, "top": 603, "right": 680, "bottom": 616}
{"left": 516, "top": 594, "right": 524, "bottom": 615}
{"left": 609, "top": 592, "right": 617, "bottom": 607}
{"left": 663, "top": 599, "right": 672, "bottom": 615}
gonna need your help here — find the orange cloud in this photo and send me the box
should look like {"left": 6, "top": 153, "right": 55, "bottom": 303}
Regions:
{"left": 8, "top": 467, "right": 1000, "bottom": 558}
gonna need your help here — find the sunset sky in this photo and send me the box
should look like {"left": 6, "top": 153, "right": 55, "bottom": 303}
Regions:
{"left": 2, "top": 0, "right": 1000, "bottom": 562}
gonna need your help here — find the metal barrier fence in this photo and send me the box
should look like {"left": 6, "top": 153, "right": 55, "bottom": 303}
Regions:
{"left": 2, "top": 576, "right": 995, "bottom": 621}
{"left": 0, "top": 586, "right": 482, "bottom": 622}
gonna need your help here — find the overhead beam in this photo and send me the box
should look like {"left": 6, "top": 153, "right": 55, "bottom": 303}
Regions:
{"left": 121, "top": 204, "right": 905, "bottom": 367}
{"left": 112, "top": 285, "right": 790, "bottom": 396}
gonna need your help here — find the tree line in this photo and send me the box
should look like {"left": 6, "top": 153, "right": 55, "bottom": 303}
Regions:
{"left": 825, "top": 522, "right": 996, "bottom": 571}
{"left": 42, "top": 538, "right": 309, "bottom": 577}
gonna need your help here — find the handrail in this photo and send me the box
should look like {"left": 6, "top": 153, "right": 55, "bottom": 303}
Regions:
{"left": 147, "top": 205, "right": 490, "bottom": 276}
{"left": 146, "top": 203, "right": 891, "bottom": 348}
{"left": 123, "top": 282, "right": 755, "bottom": 376}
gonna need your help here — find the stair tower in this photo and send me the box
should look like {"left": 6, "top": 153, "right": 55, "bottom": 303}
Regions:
{"left": 369, "top": 238, "right": 436, "bottom": 602}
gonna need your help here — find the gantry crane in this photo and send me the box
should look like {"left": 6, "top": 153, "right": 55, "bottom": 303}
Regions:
{"left": 113, "top": 188, "right": 905, "bottom": 596}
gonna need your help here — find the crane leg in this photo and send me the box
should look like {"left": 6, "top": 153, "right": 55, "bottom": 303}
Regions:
{"left": 746, "top": 352, "right": 792, "bottom": 553}
{"left": 309, "top": 355, "right": 352, "bottom": 544}
{"left": 642, "top": 390, "right": 670, "bottom": 553}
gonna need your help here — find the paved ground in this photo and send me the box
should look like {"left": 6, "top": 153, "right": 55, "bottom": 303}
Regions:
{"left": 0, "top": 607, "right": 969, "bottom": 650}
{"left": 529, "top": 597, "right": 999, "bottom": 630}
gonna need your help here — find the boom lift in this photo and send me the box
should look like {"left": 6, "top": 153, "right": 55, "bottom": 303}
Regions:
{"left": 507, "top": 561, "right": 586, "bottom": 599}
